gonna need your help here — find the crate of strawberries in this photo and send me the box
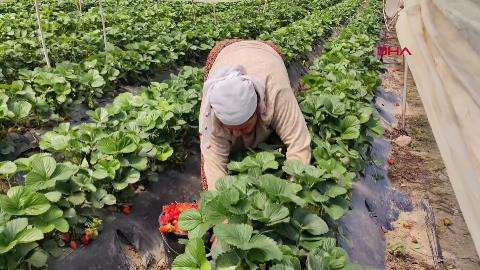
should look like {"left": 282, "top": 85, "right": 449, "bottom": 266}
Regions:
{"left": 159, "top": 202, "right": 198, "bottom": 236}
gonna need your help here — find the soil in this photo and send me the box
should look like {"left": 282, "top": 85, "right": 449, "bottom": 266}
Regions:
{"left": 380, "top": 29, "right": 480, "bottom": 269}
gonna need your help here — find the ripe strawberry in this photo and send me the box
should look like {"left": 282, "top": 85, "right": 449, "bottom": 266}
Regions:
{"left": 160, "top": 213, "right": 169, "bottom": 224}
{"left": 70, "top": 241, "right": 79, "bottom": 250}
{"left": 122, "top": 204, "right": 131, "bottom": 215}
{"left": 173, "top": 223, "right": 180, "bottom": 233}
{"left": 159, "top": 224, "right": 174, "bottom": 234}
{"left": 81, "top": 234, "right": 91, "bottom": 246}
{"left": 59, "top": 232, "right": 71, "bottom": 243}
{"left": 387, "top": 159, "right": 394, "bottom": 166}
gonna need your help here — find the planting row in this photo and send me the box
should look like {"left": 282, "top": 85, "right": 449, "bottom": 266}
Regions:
{"left": 171, "top": 0, "right": 384, "bottom": 269}
{"left": 0, "top": 67, "right": 204, "bottom": 268}
{"left": 260, "top": 0, "right": 360, "bottom": 61}
{"left": 0, "top": 0, "right": 341, "bottom": 158}
{"left": 1, "top": 0, "right": 311, "bottom": 77}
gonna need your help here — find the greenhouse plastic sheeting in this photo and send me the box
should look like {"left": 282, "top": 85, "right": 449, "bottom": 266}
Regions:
{"left": 391, "top": 0, "right": 480, "bottom": 256}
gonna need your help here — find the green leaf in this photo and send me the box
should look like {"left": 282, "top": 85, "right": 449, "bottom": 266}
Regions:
{"left": 179, "top": 210, "right": 202, "bottom": 231}
{"left": 32, "top": 207, "right": 69, "bottom": 233}
{"left": 102, "top": 194, "right": 116, "bottom": 205}
{"left": 31, "top": 155, "right": 56, "bottom": 179}
{"left": 155, "top": 144, "right": 173, "bottom": 161}
{"left": 307, "top": 248, "right": 328, "bottom": 270}
{"left": 0, "top": 161, "right": 17, "bottom": 175}
{"left": 357, "top": 107, "right": 373, "bottom": 124}
{"left": 282, "top": 159, "right": 305, "bottom": 176}
{"left": 124, "top": 156, "right": 148, "bottom": 171}
{"left": 50, "top": 163, "right": 78, "bottom": 181}
{"left": 63, "top": 208, "right": 76, "bottom": 219}
{"left": 0, "top": 218, "right": 44, "bottom": 254}
{"left": 113, "top": 169, "right": 140, "bottom": 190}
{"left": 328, "top": 247, "right": 349, "bottom": 269}
{"left": 27, "top": 248, "right": 48, "bottom": 268}
{"left": 250, "top": 201, "right": 289, "bottom": 226}
{"left": 324, "top": 204, "right": 348, "bottom": 220}
{"left": 214, "top": 223, "right": 252, "bottom": 248}
{"left": 227, "top": 152, "right": 278, "bottom": 173}
{"left": 247, "top": 234, "right": 283, "bottom": 262}
{"left": 172, "top": 238, "right": 210, "bottom": 270}
{"left": 25, "top": 156, "right": 76, "bottom": 191}
{"left": 293, "top": 208, "right": 328, "bottom": 235}
{"left": 255, "top": 175, "right": 305, "bottom": 206}
{"left": 325, "top": 185, "right": 347, "bottom": 198}
{"left": 215, "top": 251, "right": 241, "bottom": 270}
{"left": 67, "top": 192, "right": 86, "bottom": 206}
{"left": 10, "top": 100, "right": 32, "bottom": 119}
{"left": 44, "top": 191, "right": 62, "bottom": 202}
{"left": 97, "top": 132, "right": 137, "bottom": 154}
{"left": 340, "top": 116, "right": 360, "bottom": 140}
{"left": 88, "top": 107, "right": 109, "bottom": 123}
{"left": 0, "top": 186, "right": 51, "bottom": 216}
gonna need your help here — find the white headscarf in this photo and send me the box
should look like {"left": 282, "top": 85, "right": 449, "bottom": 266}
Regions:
{"left": 200, "top": 65, "right": 266, "bottom": 149}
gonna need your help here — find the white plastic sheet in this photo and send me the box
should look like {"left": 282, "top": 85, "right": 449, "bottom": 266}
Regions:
{"left": 391, "top": 0, "right": 480, "bottom": 256}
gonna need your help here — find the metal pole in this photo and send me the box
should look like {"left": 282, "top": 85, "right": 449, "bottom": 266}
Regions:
{"left": 401, "top": 55, "right": 408, "bottom": 130}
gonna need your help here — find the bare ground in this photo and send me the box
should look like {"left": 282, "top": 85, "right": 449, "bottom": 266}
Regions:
{"left": 381, "top": 30, "right": 480, "bottom": 269}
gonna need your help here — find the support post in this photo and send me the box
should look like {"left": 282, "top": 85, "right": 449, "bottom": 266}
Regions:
{"left": 34, "top": 0, "right": 51, "bottom": 68}
{"left": 212, "top": 2, "right": 217, "bottom": 24}
{"left": 76, "top": 0, "right": 83, "bottom": 12}
{"left": 98, "top": 0, "right": 108, "bottom": 56}
{"left": 401, "top": 55, "right": 408, "bottom": 130}
{"left": 192, "top": 0, "right": 196, "bottom": 24}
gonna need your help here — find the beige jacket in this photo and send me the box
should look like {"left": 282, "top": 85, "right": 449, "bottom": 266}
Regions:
{"left": 200, "top": 40, "right": 311, "bottom": 189}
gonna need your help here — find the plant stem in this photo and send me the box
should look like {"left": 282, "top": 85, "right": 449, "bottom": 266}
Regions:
{"left": 34, "top": 0, "right": 51, "bottom": 68}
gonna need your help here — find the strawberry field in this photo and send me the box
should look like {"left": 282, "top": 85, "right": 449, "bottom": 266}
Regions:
{"left": 0, "top": 0, "right": 387, "bottom": 269}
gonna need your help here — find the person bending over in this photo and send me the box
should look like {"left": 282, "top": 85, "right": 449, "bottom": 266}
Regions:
{"left": 199, "top": 39, "right": 311, "bottom": 190}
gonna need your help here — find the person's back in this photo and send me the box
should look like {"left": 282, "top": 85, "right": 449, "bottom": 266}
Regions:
{"left": 199, "top": 40, "right": 311, "bottom": 190}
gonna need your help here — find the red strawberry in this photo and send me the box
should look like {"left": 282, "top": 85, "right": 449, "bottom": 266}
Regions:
{"left": 122, "top": 204, "right": 131, "bottom": 215}
{"left": 60, "top": 232, "right": 71, "bottom": 243}
{"left": 81, "top": 234, "right": 91, "bottom": 246}
{"left": 159, "top": 224, "right": 174, "bottom": 234}
{"left": 160, "top": 213, "right": 169, "bottom": 224}
{"left": 388, "top": 159, "right": 394, "bottom": 166}
{"left": 70, "top": 241, "right": 79, "bottom": 250}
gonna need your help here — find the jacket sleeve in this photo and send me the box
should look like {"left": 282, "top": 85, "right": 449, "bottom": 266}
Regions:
{"left": 271, "top": 88, "right": 311, "bottom": 165}
{"left": 201, "top": 128, "right": 231, "bottom": 190}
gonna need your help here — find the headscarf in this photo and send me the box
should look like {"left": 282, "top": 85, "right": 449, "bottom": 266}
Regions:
{"left": 200, "top": 65, "right": 266, "bottom": 150}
